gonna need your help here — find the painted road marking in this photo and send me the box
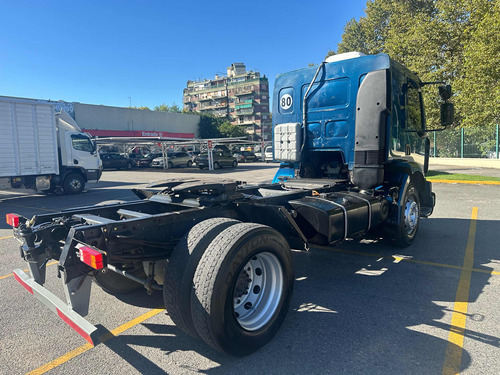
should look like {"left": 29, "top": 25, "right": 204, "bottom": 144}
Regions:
{"left": 315, "top": 246, "right": 499, "bottom": 276}
{"left": 442, "top": 207, "right": 478, "bottom": 375}
{"left": 26, "top": 307, "right": 165, "bottom": 375}
{"left": 0, "top": 261, "right": 58, "bottom": 281}
{"left": 428, "top": 179, "right": 500, "bottom": 185}
{"left": 0, "top": 235, "right": 14, "bottom": 240}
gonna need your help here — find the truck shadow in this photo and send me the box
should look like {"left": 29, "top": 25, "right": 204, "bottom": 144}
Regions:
{"left": 96, "top": 216, "right": 499, "bottom": 374}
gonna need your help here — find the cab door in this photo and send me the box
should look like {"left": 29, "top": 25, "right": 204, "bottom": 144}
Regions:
{"left": 389, "top": 79, "right": 426, "bottom": 166}
{"left": 68, "top": 133, "right": 101, "bottom": 180}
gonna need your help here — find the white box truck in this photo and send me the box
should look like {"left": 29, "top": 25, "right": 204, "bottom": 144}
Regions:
{"left": 0, "top": 96, "right": 102, "bottom": 194}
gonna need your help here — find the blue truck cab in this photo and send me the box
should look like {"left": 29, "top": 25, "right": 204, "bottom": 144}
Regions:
{"left": 272, "top": 52, "right": 453, "bottom": 224}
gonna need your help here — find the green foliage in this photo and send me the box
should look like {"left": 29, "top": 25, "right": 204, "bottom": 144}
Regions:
{"left": 218, "top": 121, "right": 247, "bottom": 137}
{"left": 426, "top": 170, "right": 500, "bottom": 181}
{"left": 197, "top": 114, "right": 249, "bottom": 139}
{"left": 335, "top": 0, "right": 500, "bottom": 132}
{"left": 153, "top": 103, "right": 182, "bottom": 113}
{"left": 455, "top": 0, "right": 500, "bottom": 127}
{"left": 325, "top": 50, "right": 336, "bottom": 59}
{"left": 131, "top": 106, "right": 151, "bottom": 110}
{"left": 198, "top": 114, "right": 221, "bottom": 139}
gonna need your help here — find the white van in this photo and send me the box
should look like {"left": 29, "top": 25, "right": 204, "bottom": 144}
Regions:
{"left": 264, "top": 146, "right": 274, "bottom": 162}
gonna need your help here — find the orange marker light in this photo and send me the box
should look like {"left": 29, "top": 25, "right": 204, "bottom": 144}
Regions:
{"left": 6, "top": 213, "right": 20, "bottom": 227}
{"left": 78, "top": 245, "right": 104, "bottom": 269}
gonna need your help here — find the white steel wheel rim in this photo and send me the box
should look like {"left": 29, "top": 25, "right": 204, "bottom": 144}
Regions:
{"left": 69, "top": 178, "right": 81, "bottom": 191}
{"left": 233, "top": 252, "right": 284, "bottom": 331}
{"left": 404, "top": 195, "right": 419, "bottom": 235}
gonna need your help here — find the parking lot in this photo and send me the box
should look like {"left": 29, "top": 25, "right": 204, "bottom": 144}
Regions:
{"left": 1, "top": 163, "right": 499, "bottom": 374}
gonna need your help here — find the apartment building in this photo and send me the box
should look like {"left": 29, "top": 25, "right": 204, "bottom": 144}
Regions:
{"left": 183, "top": 63, "right": 271, "bottom": 140}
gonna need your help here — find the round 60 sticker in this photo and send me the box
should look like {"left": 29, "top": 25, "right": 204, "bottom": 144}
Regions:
{"left": 280, "top": 94, "right": 293, "bottom": 110}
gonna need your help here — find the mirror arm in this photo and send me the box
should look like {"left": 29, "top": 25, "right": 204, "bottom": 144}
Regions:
{"left": 421, "top": 81, "right": 446, "bottom": 86}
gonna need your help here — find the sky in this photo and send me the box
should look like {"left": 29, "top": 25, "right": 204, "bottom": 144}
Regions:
{"left": 0, "top": 0, "right": 367, "bottom": 110}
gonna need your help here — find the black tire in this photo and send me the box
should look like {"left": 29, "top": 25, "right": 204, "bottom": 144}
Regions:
{"left": 62, "top": 173, "right": 85, "bottom": 194}
{"left": 163, "top": 218, "right": 240, "bottom": 337}
{"left": 214, "top": 161, "right": 220, "bottom": 170}
{"left": 125, "top": 162, "right": 133, "bottom": 170}
{"left": 232, "top": 160, "right": 238, "bottom": 168}
{"left": 191, "top": 223, "right": 294, "bottom": 356}
{"left": 168, "top": 161, "right": 174, "bottom": 169}
{"left": 394, "top": 183, "right": 421, "bottom": 247}
{"left": 93, "top": 265, "right": 145, "bottom": 294}
{"left": 199, "top": 166, "right": 204, "bottom": 170}
{"left": 187, "top": 160, "right": 193, "bottom": 168}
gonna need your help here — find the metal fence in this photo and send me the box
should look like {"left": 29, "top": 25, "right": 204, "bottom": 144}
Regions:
{"left": 430, "top": 124, "right": 500, "bottom": 159}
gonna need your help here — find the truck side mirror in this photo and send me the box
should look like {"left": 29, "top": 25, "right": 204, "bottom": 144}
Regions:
{"left": 439, "top": 84, "right": 452, "bottom": 101}
{"left": 440, "top": 102, "right": 454, "bottom": 128}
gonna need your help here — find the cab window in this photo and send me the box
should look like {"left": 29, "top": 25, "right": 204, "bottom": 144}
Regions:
{"left": 389, "top": 79, "right": 426, "bottom": 157}
{"left": 71, "top": 134, "right": 94, "bottom": 152}
{"left": 406, "top": 81, "right": 424, "bottom": 132}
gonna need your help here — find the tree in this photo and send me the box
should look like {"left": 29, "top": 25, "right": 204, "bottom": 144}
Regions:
{"left": 153, "top": 103, "right": 182, "bottom": 113}
{"left": 325, "top": 50, "right": 336, "bottom": 59}
{"left": 454, "top": 0, "right": 500, "bottom": 127}
{"left": 334, "top": 0, "right": 500, "bottom": 132}
{"left": 198, "top": 114, "right": 249, "bottom": 139}
{"left": 198, "top": 114, "right": 221, "bottom": 139}
{"left": 218, "top": 121, "right": 247, "bottom": 137}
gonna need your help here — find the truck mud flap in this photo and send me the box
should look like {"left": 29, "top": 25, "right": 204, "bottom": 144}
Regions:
{"left": 13, "top": 269, "right": 99, "bottom": 345}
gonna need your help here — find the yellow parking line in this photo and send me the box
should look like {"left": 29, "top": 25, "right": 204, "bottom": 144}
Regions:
{"left": 27, "top": 307, "right": 165, "bottom": 375}
{"left": 442, "top": 207, "right": 478, "bottom": 375}
{"left": 428, "top": 179, "right": 500, "bottom": 185}
{"left": 0, "top": 261, "right": 58, "bottom": 281}
{"left": 0, "top": 235, "right": 14, "bottom": 240}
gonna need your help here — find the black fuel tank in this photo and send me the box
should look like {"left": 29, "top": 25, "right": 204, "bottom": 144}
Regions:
{"left": 289, "top": 192, "right": 382, "bottom": 245}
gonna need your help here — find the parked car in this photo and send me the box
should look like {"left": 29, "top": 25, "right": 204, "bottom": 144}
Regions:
{"left": 127, "top": 153, "right": 144, "bottom": 167}
{"left": 233, "top": 150, "right": 258, "bottom": 162}
{"left": 187, "top": 150, "right": 200, "bottom": 162}
{"left": 135, "top": 153, "right": 162, "bottom": 168}
{"left": 265, "top": 146, "right": 274, "bottom": 162}
{"left": 100, "top": 153, "right": 133, "bottom": 170}
{"left": 196, "top": 149, "right": 238, "bottom": 169}
{"left": 151, "top": 152, "right": 193, "bottom": 168}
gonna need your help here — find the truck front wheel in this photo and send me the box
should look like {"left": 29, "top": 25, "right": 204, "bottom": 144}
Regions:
{"left": 394, "top": 183, "right": 421, "bottom": 247}
{"left": 191, "top": 223, "right": 294, "bottom": 356}
{"left": 62, "top": 173, "right": 85, "bottom": 194}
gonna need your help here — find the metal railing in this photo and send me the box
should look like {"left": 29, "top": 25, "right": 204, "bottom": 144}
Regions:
{"left": 431, "top": 124, "right": 500, "bottom": 159}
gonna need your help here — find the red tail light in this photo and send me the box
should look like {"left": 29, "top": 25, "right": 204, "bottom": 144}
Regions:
{"left": 78, "top": 245, "right": 104, "bottom": 269}
{"left": 6, "top": 213, "right": 20, "bottom": 227}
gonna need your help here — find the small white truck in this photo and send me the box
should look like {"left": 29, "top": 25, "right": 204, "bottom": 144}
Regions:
{"left": 0, "top": 96, "right": 101, "bottom": 194}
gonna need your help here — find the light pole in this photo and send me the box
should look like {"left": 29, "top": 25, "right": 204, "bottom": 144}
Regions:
{"left": 128, "top": 97, "right": 132, "bottom": 107}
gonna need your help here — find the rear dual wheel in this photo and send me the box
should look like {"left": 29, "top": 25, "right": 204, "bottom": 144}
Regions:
{"left": 163, "top": 220, "right": 294, "bottom": 356}
{"left": 163, "top": 218, "right": 239, "bottom": 337}
{"left": 191, "top": 222, "right": 293, "bottom": 356}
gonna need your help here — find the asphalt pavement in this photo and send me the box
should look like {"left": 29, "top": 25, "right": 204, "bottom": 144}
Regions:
{"left": 0, "top": 163, "right": 498, "bottom": 374}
